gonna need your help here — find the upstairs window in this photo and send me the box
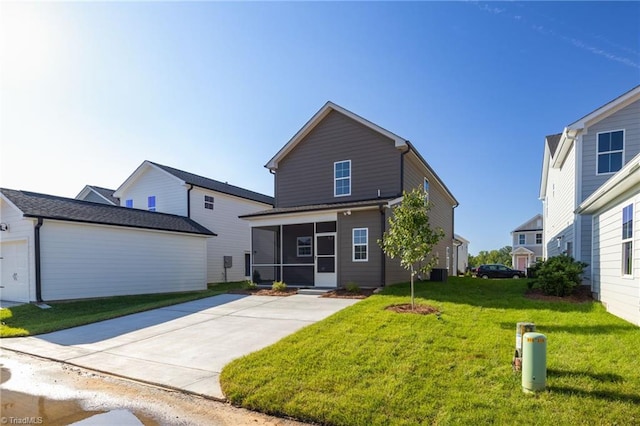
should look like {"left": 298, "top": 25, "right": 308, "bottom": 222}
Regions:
{"left": 518, "top": 234, "right": 525, "bottom": 245}
{"left": 148, "top": 196, "right": 156, "bottom": 212}
{"left": 423, "top": 178, "right": 430, "bottom": 202}
{"left": 334, "top": 160, "right": 351, "bottom": 197}
{"left": 535, "top": 233, "right": 542, "bottom": 244}
{"left": 204, "top": 195, "right": 214, "bottom": 210}
{"left": 622, "top": 204, "right": 633, "bottom": 276}
{"left": 125, "top": 199, "right": 133, "bottom": 208}
{"left": 597, "top": 130, "right": 624, "bottom": 174}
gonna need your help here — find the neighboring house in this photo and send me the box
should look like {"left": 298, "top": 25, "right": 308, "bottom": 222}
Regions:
{"left": 0, "top": 188, "right": 213, "bottom": 303}
{"left": 76, "top": 185, "right": 120, "bottom": 205}
{"left": 241, "top": 101, "right": 458, "bottom": 287}
{"left": 510, "top": 214, "right": 543, "bottom": 270}
{"left": 577, "top": 153, "right": 640, "bottom": 326}
{"left": 453, "top": 234, "right": 470, "bottom": 275}
{"left": 113, "top": 161, "right": 274, "bottom": 283}
{"left": 540, "top": 85, "right": 639, "bottom": 325}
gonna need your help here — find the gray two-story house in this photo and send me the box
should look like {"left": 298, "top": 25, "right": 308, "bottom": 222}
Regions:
{"left": 540, "top": 85, "right": 640, "bottom": 325}
{"left": 242, "top": 102, "right": 458, "bottom": 288}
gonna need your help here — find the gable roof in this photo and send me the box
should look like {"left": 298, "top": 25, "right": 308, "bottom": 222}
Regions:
{"left": 1, "top": 188, "right": 215, "bottom": 236}
{"left": 540, "top": 86, "right": 640, "bottom": 199}
{"left": 266, "top": 101, "right": 408, "bottom": 171}
{"left": 546, "top": 134, "right": 562, "bottom": 158}
{"left": 76, "top": 185, "right": 120, "bottom": 205}
{"left": 114, "top": 161, "right": 274, "bottom": 205}
{"left": 264, "top": 101, "right": 458, "bottom": 207}
{"left": 511, "top": 214, "right": 543, "bottom": 233}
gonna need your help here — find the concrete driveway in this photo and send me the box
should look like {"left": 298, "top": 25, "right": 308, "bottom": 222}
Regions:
{"left": 0, "top": 293, "right": 359, "bottom": 399}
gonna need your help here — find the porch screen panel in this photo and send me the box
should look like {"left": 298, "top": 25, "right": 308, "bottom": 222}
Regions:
{"left": 252, "top": 226, "right": 281, "bottom": 264}
{"left": 283, "top": 223, "right": 314, "bottom": 264}
{"left": 283, "top": 266, "right": 314, "bottom": 285}
{"left": 252, "top": 266, "right": 281, "bottom": 284}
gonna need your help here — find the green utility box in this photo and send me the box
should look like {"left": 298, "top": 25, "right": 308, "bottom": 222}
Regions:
{"left": 522, "top": 332, "right": 547, "bottom": 393}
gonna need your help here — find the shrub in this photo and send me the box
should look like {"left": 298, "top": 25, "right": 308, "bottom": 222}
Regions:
{"left": 272, "top": 281, "right": 287, "bottom": 292}
{"left": 346, "top": 282, "right": 360, "bottom": 293}
{"left": 243, "top": 280, "right": 258, "bottom": 290}
{"left": 533, "top": 256, "right": 587, "bottom": 296}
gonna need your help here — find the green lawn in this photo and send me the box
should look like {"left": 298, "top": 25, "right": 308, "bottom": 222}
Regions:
{"left": 221, "top": 277, "right": 640, "bottom": 425}
{"left": 0, "top": 281, "right": 243, "bottom": 337}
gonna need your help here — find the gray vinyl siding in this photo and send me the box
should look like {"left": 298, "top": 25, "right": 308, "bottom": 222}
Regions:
{"left": 338, "top": 209, "right": 383, "bottom": 287}
{"left": 81, "top": 191, "right": 113, "bottom": 205}
{"left": 402, "top": 154, "right": 455, "bottom": 276}
{"left": 275, "top": 110, "right": 401, "bottom": 208}
{"left": 580, "top": 99, "right": 640, "bottom": 268}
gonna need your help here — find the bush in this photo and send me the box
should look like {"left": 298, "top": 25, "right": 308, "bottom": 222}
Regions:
{"left": 272, "top": 281, "right": 287, "bottom": 292}
{"left": 243, "top": 280, "right": 258, "bottom": 290}
{"left": 346, "top": 282, "right": 360, "bottom": 294}
{"left": 533, "top": 256, "right": 587, "bottom": 296}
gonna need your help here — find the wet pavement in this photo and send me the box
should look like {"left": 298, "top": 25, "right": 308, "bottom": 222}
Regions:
{"left": 1, "top": 349, "right": 307, "bottom": 425}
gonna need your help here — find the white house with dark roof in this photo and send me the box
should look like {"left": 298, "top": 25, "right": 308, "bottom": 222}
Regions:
{"left": 76, "top": 185, "right": 120, "bottom": 205}
{"left": 540, "top": 85, "right": 639, "bottom": 325}
{"left": 510, "top": 214, "right": 543, "bottom": 271}
{"left": 0, "top": 188, "right": 214, "bottom": 303}
{"left": 113, "top": 161, "right": 274, "bottom": 283}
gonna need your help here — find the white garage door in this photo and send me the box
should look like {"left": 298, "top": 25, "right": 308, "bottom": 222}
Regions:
{"left": 1, "top": 240, "right": 29, "bottom": 303}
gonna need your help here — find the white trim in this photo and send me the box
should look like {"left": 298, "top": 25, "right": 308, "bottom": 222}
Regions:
{"left": 245, "top": 211, "right": 338, "bottom": 227}
{"left": 595, "top": 129, "right": 625, "bottom": 176}
{"left": 569, "top": 86, "right": 640, "bottom": 130}
{"left": 577, "top": 153, "right": 640, "bottom": 214}
{"left": 266, "top": 102, "right": 408, "bottom": 170}
{"left": 334, "top": 160, "right": 352, "bottom": 197}
{"left": 352, "top": 227, "right": 368, "bottom": 262}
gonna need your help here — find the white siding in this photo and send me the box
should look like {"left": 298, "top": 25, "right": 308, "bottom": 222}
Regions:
{"left": 591, "top": 192, "right": 640, "bottom": 326}
{"left": 544, "top": 142, "right": 577, "bottom": 257}
{"left": 190, "top": 187, "right": 271, "bottom": 283}
{"left": 0, "top": 198, "right": 36, "bottom": 302}
{"left": 118, "top": 166, "right": 187, "bottom": 215}
{"left": 40, "top": 221, "right": 207, "bottom": 301}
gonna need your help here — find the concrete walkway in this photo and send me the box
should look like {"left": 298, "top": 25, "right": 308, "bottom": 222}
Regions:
{"left": 0, "top": 293, "right": 359, "bottom": 400}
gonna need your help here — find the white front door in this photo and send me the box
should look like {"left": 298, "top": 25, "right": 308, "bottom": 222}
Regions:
{"left": 1, "top": 241, "right": 30, "bottom": 302}
{"left": 315, "top": 233, "right": 337, "bottom": 287}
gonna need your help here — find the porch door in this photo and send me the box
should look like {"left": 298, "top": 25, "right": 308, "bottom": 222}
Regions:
{"left": 517, "top": 256, "right": 528, "bottom": 271}
{"left": 315, "top": 233, "right": 337, "bottom": 287}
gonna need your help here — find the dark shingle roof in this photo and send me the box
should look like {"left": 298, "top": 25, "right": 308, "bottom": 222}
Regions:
{"left": 1, "top": 188, "right": 215, "bottom": 236}
{"left": 546, "top": 133, "right": 562, "bottom": 157}
{"left": 150, "top": 162, "right": 274, "bottom": 205}
{"left": 241, "top": 198, "right": 394, "bottom": 218}
{"left": 89, "top": 185, "right": 120, "bottom": 205}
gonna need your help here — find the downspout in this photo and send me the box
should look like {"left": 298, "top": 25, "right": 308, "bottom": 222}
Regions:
{"left": 400, "top": 145, "right": 411, "bottom": 195}
{"left": 187, "top": 184, "right": 194, "bottom": 218}
{"left": 269, "top": 169, "right": 277, "bottom": 207}
{"left": 34, "top": 218, "right": 43, "bottom": 303}
{"left": 380, "top": 204, "right": 386, "bottom": 287}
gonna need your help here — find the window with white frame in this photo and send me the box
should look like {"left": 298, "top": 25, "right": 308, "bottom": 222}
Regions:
{"left": 353, "top": 228, "right": 368, "bottom": 261}
{"left": 518, "top": 234, "right": 525, "bottom": 245}
{"left": 204, "top": 195, "right": 214, "bottom": 210}
{"left": 535, "top": 233, "right": 542, "bottom": 244}
{"left": 297, "top": 236, "right": 312, "bottom": 257}
{"left": 423, "top": 178, "right": 430, "bottom": 202}
{"left": 597, "top": 130, "right": 624, "bottom": 174}
{"left": 622, "top": 204, "right": 633, "bottom": 276}
{"left": 334, "top": 160, "right": 351, "bottom": 197}
{"left": 125, "top": 199, "right": 133, "bottom": 208}
{"left": 148, "top": 196, "right": 156, "bottom": 212}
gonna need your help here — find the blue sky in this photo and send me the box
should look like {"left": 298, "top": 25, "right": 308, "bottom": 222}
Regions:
{"left": 1, "top": 1, "right": 639, "bottom": 254}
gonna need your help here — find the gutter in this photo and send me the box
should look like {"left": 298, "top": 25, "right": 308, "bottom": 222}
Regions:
{"left": 380, "top": 204, "right": 387, "bottom": 287}
{"left": 34, "top": 218, "right": 43, "bottom": 303}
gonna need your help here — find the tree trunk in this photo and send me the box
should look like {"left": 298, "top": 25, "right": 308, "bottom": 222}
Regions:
{"left": 410, "top": 264, "right": 415, "bottom": 310}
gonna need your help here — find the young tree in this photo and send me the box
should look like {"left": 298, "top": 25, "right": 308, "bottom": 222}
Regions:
{"left": 378, "top": 188, "right": 445, "bottom": 309}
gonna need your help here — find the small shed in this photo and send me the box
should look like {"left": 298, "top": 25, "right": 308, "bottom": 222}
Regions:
{"left": 0, "top": 188, "right": 214, "bottom": 303}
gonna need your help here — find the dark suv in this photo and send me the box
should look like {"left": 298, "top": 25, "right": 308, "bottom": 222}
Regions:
{"left": 475, "top": 264, "right": 525, "bottom": 279}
